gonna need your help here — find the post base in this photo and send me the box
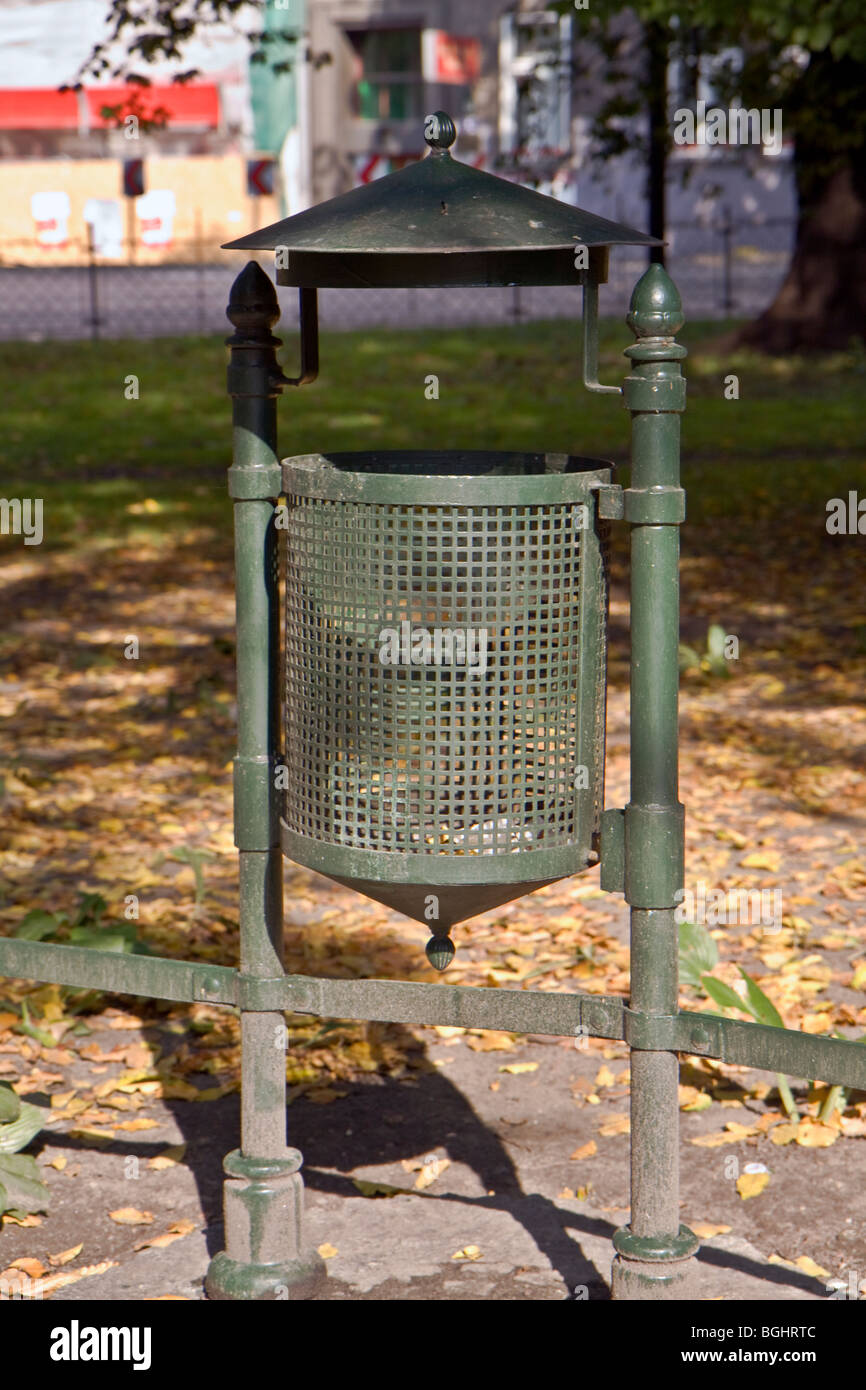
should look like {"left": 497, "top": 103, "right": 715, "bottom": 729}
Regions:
{"left": 611, "top": 1254, "right": 697, "bottom": 1300}
{"left": 610, "top": 1223, "right": 699, "bottom": 1300}
{"left": 205, "top": 1148, "right": 326, "bottom": 1301}
{"left": 205, "top": 1251, "right": 325, "bottom": 1301}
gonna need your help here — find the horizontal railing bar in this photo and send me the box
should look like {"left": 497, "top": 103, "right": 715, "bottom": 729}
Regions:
{"left": 0, "top": 937, "right": 625, "bottom": 1037}
{"left": 2, "top": 938, "right": 862, "bottom": 1087}
{"left": 0, "top": 938, "right": 238, "bottom": 1006}
{"left": 669, "top": 1010, "right": 866, "bottom": 1090}
{"left": 278, "top": 975, "right": 625, "bottom": 1039}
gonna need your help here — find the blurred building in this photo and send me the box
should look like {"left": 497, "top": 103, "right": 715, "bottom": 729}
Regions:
{"left": 0, "top": 0, "right": 794, "bottom": 266}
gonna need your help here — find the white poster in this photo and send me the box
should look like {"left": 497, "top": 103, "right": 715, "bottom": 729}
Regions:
{"left": 83, "top": 198, "right": 123, "bottom": 257}
{"left": 136, "top": 189, "right": 176, "bottom": 247}
{"left": 31, "top": 190, "right": 70, "bottom": 246}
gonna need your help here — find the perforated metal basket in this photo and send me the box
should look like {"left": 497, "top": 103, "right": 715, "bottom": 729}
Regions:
{"left": 280, "top": 450, "right": 611, "bottom": 932}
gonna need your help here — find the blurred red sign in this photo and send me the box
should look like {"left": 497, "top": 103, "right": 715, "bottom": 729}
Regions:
{"left": 422, "top": 31, "right": 481, "bottom": 85}
{"left": 123, "top": 159, "right": 145, "bottom": 198}
{"left": 247, "top": 159, "right": 276, "bottom": 197}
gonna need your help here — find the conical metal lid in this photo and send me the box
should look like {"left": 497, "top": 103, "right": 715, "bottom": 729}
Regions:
{"left": 223, "top": 111, "right": 660, "bottom": 288}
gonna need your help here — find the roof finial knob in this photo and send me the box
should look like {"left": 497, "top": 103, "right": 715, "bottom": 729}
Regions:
{"left": 424, "top": 111, "right": 456, "bottom": 152}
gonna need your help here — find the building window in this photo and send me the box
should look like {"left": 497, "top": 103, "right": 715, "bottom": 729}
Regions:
{"left": 347, "top": 28, "right": 423, "bottom": 120}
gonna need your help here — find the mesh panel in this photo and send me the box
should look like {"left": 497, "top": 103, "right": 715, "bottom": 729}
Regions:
{"left": 284, "top": 491, "right": 604, "bottom": 858}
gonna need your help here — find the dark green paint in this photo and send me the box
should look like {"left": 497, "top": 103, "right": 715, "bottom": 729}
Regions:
{"left": 224, "top": 113, "right": 659, "bottom": 290}
{"left": 205, "top": 260, "right": 324, "bottom": 1302}
{"left": 612, "top": 265, "right": 694, "bottom": 1298}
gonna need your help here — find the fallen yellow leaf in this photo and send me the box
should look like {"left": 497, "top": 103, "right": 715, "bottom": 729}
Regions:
{"left": 692, "top": 1222, "right": 732, "bottom": 1238}
{"left": 795, "top": 1119, "right": 837, "bottom": 1148}
{"left": 724, "top": 1121, "right": 758, "bottom": 1140}
{"left": 795, "top": 1254, "right": 832, "bottom": 1279}
{"left": 47, "top": 1155, "right": 67, "bottom": 1171}
{"left": 679, "top": 1085, "right": 713, "bottom": 1112}
{"left": 148, "top": 1144, "right": 187, "bottom": 1170}
{"left": 114, "top": 1118, "right": 161, "bottom": 1132}
{"left": 317, "top": 1243, "right": 339, "bottom": 1260}
{"left": 32, "top": 1261, "right": 118, "bottom": 1297}
{"left": 415, "top": 1157, "right": 451, "bottom": 1190}
{"left": 68, "top": 1127, "right": 115, "bottom": 1146}
{"left": 570, "top": 1140, "right": 597, "bottom": 1161}
{"left": 6, "top": 1257, "right": 45, "bottom": 1278}
{"left": 740, "top": 851, "right": 781, "bottom": 872}
{"left": 108, "top": 1207, "right": 154, "bottom": 1226}
{"left": 598, "top": 1114, "right": 630, "bottom": 1138}
{"left": 594, "top": 1065, "right": 616, "bottom": 1087}
{"left": 770, "top": 1123, "right": 799, "bottom": 1146}
{"left": 134, "top": 1221, "right": 196, "bottom": 1252}
{"left": 850, "top": 963, "right": 866, "bottom": 992}
{"left": 736, "top": 1171, "right": 770, "bottom": 1199}
{"left": 466, "top": 1031, "right": 515, "bottom": 1052}
{"left": 498, "top": 1062, "right": 539, "bottom": 1075}
{"left": 48, "top": 1244, "right": 83, "bottom": 1267}
{"left": 451, "top": 1245, "right": 482, "bottom": 1261}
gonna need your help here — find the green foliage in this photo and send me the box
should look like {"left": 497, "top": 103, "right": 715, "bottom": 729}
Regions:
{"left": 0, "top": 1084, "right": 50, "bottom": 1218}
{"left": 678, "top": 920, "right": 719, "bottom": 988}
{"left": 679, "top": 923, "right": 798, "bottom": 1117}
{"left": 157, "top": 846, "right": 218, "bottom": 909}
{"left": 553, "top": 0, "right": 866, "bottom": 188}
{"left": 678, "top": 624, "right": 731, "bottom": 677}
{"left": 14, "top": 892, "right": 150, "bottom": 956}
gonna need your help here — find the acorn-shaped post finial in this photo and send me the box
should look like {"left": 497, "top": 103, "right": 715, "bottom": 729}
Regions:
{"left": 626, "top": 263, "right": 684, "bottom": 340}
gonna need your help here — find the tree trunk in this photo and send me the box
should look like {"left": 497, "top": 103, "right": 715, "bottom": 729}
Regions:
{"left": 646, "top": 21, "right": 668, "bottom": 266}
{"left": 736, "top": 54, "right": 866, "bottom": 353}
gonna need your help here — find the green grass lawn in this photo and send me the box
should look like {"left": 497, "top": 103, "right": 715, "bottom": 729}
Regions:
{"left": 1, "top": 319, "right": 862, "bottom": 556}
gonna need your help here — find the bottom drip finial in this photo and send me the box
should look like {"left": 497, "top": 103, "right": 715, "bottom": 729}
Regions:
{"left": 425, "top": 935, "right": 455, "bottom": 972}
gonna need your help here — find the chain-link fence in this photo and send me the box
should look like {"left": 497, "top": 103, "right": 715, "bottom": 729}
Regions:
{"left": 0, "top": 216, "right": 795, "bottom": 341}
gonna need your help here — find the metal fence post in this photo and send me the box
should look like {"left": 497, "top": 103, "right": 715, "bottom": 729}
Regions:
{"left": 205, "top": 261, "right": 325, "bottom": 1300}
{"left": 611, "top": 264, "right": 699, "bottom": 1299}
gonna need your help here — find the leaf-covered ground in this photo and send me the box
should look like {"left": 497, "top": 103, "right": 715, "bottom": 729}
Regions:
{"left": 0, "top": 323, "right": 864, "bottom": 1297}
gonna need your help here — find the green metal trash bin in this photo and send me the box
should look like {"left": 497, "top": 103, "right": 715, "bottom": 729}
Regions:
{"left": 279, "top": 448, "right": 611, "bottom": 966}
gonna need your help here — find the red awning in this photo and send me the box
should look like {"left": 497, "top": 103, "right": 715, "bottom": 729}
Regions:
{"left": 0, "top": 88, "right": 79, "bottom": 129}
{"left": 86, "top": 84, "right": 220, "bottom": 128}
{"left": 0, "top": 84, "right": 220, "bottom": 130}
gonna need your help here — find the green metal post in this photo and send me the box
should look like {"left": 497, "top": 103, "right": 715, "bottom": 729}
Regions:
{"left": 205, "top": 262, "right": 325, "bottom": 1300}
{"left": 611, "top": 265, "right": 698, "bottom": 1298}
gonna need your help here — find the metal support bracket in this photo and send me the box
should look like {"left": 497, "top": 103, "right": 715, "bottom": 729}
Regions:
{"left": 599, "top": 807, "right": 625, "bottom": 892}
{"left": 594, "top": 483, "right": 685, "bottom": 525}
{"left": 228, "top": 464, "right": 283, "bottom": 500}
{"left": 274, "top": 287, "right": 319, "bottom": 388}
{"left": 233, "top": 755, "right": 279, "bottom": 850}
{"left": 582, "top": 264, "right": 622, "bottom": 396}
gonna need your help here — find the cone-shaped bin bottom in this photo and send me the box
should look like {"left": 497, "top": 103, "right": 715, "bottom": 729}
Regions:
{"left": 327, "top": 875, "right": 558, "bottom": 930}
